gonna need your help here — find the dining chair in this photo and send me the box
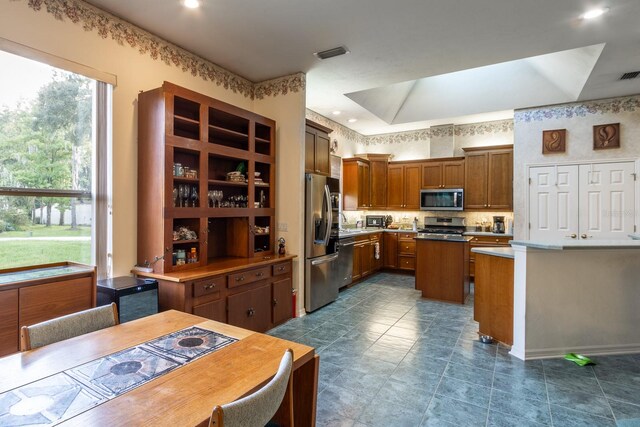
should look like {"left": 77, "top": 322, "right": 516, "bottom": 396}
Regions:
{"left": 209, "top": 348, "right": 294, "bottom": 427}
{"left": 20, "top": 303, "right": 119, "bottom": 351}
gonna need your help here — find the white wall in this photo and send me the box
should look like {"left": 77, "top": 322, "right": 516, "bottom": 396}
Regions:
{"left": 513, "top": 95, "right": 640, "bottom": 238}
{"left": 0, "top": 1, "right": 304, "bottom": 277}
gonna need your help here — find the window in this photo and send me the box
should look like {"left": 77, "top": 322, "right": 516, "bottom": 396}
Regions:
{"left": 0, "top": 48, "right": 111, "bottom": 277}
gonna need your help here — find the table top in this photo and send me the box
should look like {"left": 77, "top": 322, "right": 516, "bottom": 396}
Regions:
{"left": 471, "top": 247, "right": 515, "bottom": 259}
{"left": 0, "top": 310, "right": 315, "bottom": 426}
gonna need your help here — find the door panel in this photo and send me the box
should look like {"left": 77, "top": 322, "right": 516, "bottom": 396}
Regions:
{"left": 304, "top": 130, "right": 315, "bottom": 173}
{"left": 421, "top": 163, "right": 442, "bottom": 189}
{"left": 579, "top": 162, "right": 636, "bottom": 239}
{"left": 487, "top": 151, "right": 513, "bottom": 209}
{"left": 443, "top": 161, "right": 465, "bottom": 188}
{"left": 315, "top": 133, "right": 330, "bottom": 175}
{"left": 465, "top": 153, "right": 488, "bottom": 208}
{"left": 387, "top": 165, "right": 404, "bottom": 208}
{"left": 404, "top": 164, "right": 421, "bottom": 209}
{"left": 272, "top": 277, "right": 292, "bottom": 325}
{"left": 529, "top": 165, "right": 579, "bottom": 240}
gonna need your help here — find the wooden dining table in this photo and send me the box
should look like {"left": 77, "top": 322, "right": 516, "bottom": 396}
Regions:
{"left": 0, "top": 310, "right": 318, "bottom": 426}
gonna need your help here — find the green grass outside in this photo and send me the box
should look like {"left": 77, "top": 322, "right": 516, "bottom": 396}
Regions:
{"left": 0, "top": 225, "right": 91, "bottom": 238}
{"left": 0, "top": 240, "right": 91, "bottom": 269}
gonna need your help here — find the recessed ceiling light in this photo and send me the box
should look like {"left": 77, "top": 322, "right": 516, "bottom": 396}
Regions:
{"left": 581, "top": 7, "right": 609, "bottom": 20}
{"left": 183, "top": 0, "right": 200, "bottom": 9}
{"left": 332, "top": 110, "right": 341, "bottom": 115}
{"left": 348, "top": 118, "right": 357, "bottom": 123}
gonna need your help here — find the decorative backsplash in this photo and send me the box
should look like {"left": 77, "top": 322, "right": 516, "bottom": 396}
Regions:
{"left": 22, "top": 0, "right": 304, "bottom": 99}
{"left": 515, "top": 95, "right": 640, "bottom": 123}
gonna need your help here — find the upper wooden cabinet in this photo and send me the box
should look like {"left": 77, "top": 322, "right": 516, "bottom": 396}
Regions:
{"left": 343, "top": 158, "right": 370, "bottom": 210}
{"left": 387, "top": 162, "right": 421, "bottom": 210}
{"left": 305, "top": 120, "right": 332, "bottom": 176}
{"left": 138, "top": 82, "right": 277, "bottom": 274}
{"left": 368, "top": 155, "right": 390, "bottom": 208}
{"left": 462, "top": 145, "right": 513, "bottom": 210}
{"left": 421, "top": 158, "right": 465, "bottom": 189}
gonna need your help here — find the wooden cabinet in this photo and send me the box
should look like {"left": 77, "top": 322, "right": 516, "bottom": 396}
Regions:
{"left": 228, "top": 283, "right": 271, "bottom": 332}
{"left": 387, "top": 162, "right": 421, "bottom": 210}
{"left": 421, "top": 158, "right": 465, "bottom": 189}
{"left": 415, "top": 239, "right": 470, "bottom": 304}
{"left": 0, "top": 289, "right": 19, "bottom": 357}
{"left": 397, "top": 232, "right": 417, "bottom": 271}
{"left": 343, "top": 158, "right": 370, "bottom": 210}
{"left": 305, "top": 120, "right": 332, "bottom": 176}
{"left": 0, "top": 262, "right": 96, "bottom": 357}
{"left": 463, "top": 145, "right": 513, "bottom": 210}
{"left": 137, "top": 82, "right": 277, "bottom": 274}
{"left": 367, "top": 155, "right": 390, "bottom": 208}
{"left": 352, "top": 233, "right": 384, "bottom": 282}
{"left": 150, "top": 257, "right": 294, "bottom": 332}
{"left": 383, "top": 233, "right": 398, "bottom": 268}
{"left": 474, "top": 253, "right": 514, "bottom": 345}
{"left": 467, "top": 235, "right": 511, "bottom": 278}
{"left": 370, "top": 233, "right": 384, "bottom": 271}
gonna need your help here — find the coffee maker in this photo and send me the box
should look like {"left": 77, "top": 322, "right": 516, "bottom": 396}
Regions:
{"left": 492, "top": 216, "right": 505, "bottom": 234}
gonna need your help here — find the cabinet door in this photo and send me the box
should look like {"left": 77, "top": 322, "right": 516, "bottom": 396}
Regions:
{"left": 19, "top": 277, "right": 94, "bottom": 329}
{"left": 304, "top": 129, "right": 316, "bottom": 173}
{"left": 227, "top": 284, "right": 271, "bottom": 332}
{"left": 272, "top": 277, "right": 292, "bottom": 325}
{"left": 404, "top": 164, "right": 421, "bottom": 210}
{"left": 487, "top": 151, "right": 513, "bottom": 209}
{"left": 383, "top": 233, "right": 398, "bottom": 268}
{"left": 193, "top": 299, "right": 225, "bottom": 323}
{"left": 370, "top": 160, "right": 388, "bottom": 208}
{"left": 443, "top": 160, "right": 465, "bottom": 188}
{"left": 465, "top": 153, "right": 488, "bottom": 209}
{"left": 358, "top": 162, "right": 371, "bottom": 208}
{"left": 361, "top": 241, "right": 373, "bottom": 277}
{"left": 421, "top": 163, "right": 443, "bottom": 189}
{"left": 0, "top": 289, "right": 18, "bottom": 357}
{"left": 372, "top": 235, "right": 384, "bottom": 271}
{"left": 315, "top": 132, "right": 331, "bottom": 176}
{"left": 352, "top": 243, "right": 362, "bottom": 280}
{"left": 387, "top": 165, "right": 404, "bottom": 209}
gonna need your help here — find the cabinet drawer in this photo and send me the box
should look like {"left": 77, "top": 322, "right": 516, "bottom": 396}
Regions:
{"left": 469, "top": 236, "right": 511, "bottom": 245}
{"left": 398, "top": 241, "right": 416, "bottom": 255}
{"left": 398, "top": 232, "right": 417, "bottom": 240}
{"left": 398, "top": 256, "right": 415, "bottom": 270}
{"left": 228, "top": 266, "right": 271, "bottom": 288}
{"left": 192, "top": 276, "right": 225, "bottom": 298}
{"left": 272, "top": 262, "right": 291, "bottom": 276}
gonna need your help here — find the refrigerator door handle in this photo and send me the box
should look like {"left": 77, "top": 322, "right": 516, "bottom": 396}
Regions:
{"left": 323, "top": 184, "right": 332, "bottom": 245}
{"left": 311, "top": 253, "right": 339, "bottom": 265}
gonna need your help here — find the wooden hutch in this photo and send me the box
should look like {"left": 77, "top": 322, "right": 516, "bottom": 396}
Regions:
{"left": 136, "top": 82, "right": 294, "bottom": 332}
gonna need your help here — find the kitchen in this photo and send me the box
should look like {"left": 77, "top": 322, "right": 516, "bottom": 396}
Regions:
{"left": 2, "top": 1, "right": 640, "bottom": 426}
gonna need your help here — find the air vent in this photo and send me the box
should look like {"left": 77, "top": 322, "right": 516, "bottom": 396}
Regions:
{"left": 314, "top": 46, "right": 349, "bottom": 60}
{"left": 620, "top": 71, "right": 640, "bottom": 80}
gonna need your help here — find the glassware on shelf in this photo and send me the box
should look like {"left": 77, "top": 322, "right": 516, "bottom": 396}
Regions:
{"left": 215, "top": 190, "right": 223, "bottom": 207}
{"left": 172, "top": 187, "right": 179, "bottom": 207}
{"left": 190, "top": 186, "right": 199, "bottom": 207}
{"left": 179, "top": 184, "right": 188, "bottom": 207}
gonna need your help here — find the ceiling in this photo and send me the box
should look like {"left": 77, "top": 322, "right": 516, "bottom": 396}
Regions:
{"left": 86, "top": 0, "right": 640, "bottom": 135}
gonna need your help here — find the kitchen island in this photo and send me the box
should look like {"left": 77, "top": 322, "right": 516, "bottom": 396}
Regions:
{"left": 510, "top": 239, "right": 640, "bottom": 360}
{"left": 414, "top": 234, "right": 471, "bottom": 304}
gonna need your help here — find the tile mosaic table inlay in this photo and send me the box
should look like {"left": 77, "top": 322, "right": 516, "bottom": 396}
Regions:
{"left": 0, "top": 326, "right": 237, "bottom": 426}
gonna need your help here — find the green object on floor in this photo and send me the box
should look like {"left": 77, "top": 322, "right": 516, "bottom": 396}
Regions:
{"left": 564, "top": 352, "right": 596, "bottom": 366}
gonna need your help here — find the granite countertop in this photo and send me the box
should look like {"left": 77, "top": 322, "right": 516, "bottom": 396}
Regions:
{"left": 415, "top": 234, "right": 473, "bottom": 242}
{"left": 510, "top": 239, "right": 640, "bottom": 250}
{"left": 463, "top": 231, "right": 513, "bottom": 237}
{"left": 338, "top": 228, "right": 416, "bottom": 237}
{"left": 471, "top": 247, "right": 515, "bottom": 259}
{"left": 629, "top": 234, "right": 640, "bottom": 240}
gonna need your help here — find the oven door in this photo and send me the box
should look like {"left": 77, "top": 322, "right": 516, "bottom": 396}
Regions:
{"left": 420, "top": 189, "right": 464, "bottom": 211}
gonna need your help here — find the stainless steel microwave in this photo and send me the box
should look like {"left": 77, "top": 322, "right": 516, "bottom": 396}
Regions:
{"left": 420, "top": 189, "right": 464, "bottom": 211}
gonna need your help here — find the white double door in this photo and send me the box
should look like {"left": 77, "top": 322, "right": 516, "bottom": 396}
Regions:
{"left": 529, "top": 161, "right": 636, "bottom": 240}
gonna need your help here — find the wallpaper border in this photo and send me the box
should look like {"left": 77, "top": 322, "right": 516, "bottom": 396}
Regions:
{"left": 515, "top": 95, "right": 640, "bottom": 123}
{"left": 22, "top": 0, "right": 304, "bottom": 99}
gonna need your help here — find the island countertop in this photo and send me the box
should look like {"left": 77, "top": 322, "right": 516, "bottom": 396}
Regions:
{"left": 471, "top": 247, "right": 514, "bottom": 259}
{"left": 509, "top": 239, "right": 640, "bottom": 250}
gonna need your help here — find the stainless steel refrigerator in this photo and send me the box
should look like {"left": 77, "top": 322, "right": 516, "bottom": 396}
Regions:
{"left": 304, "top": 173, "right": 340, "bottom": 312}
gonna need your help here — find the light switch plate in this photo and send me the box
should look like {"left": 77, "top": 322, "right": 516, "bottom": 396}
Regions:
{"left": 277, "top": 222, "right": 288, "bottom": 232}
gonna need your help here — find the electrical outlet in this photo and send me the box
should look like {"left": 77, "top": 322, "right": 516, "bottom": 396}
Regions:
{"left": 277, "top": 222, "right": 288, "bottom": 232}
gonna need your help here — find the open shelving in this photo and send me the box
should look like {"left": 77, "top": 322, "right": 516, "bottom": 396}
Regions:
{"left": 138, "top": 82, "right": 276, "bottom": 273}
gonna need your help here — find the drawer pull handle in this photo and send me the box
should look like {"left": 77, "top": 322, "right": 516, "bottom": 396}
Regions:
{"left": 236, "top": 276, "right": 245, "bottom": 282}
{"left": 277, "top": 266, "right": 285, "bottom": 271}
{"left": 256, "top": 272, "right": 264, "bottom": 277}
{"left": 247, "top": 308, "right": 255, "bottom": 317}
{"left": 204, "top": 284, "right": 216, "bottom": 290}
{"left": 273, "top": 298, "right": 277, "bottom": 306}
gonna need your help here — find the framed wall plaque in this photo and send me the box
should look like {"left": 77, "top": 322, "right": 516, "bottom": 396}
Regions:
{"left": 542, "top": 129, "right": 566, "bottom": 154}
{"left": 593, "top": 123, "right": 620, "bottom": 150}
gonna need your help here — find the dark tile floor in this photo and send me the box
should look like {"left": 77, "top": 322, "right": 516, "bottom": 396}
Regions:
{"left": 268, "top": 272, "right": 640, "bottom": 427}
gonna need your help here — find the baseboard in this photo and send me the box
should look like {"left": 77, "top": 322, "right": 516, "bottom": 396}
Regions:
{"left": 522, "top": 343, "right": 640, "bottom": 360}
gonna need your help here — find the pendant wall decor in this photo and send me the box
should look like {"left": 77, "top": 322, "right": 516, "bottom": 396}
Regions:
{"left": 542, "top": 129, "right": 566, "bottom": 154}
{"left": 593, "top": 123, "right": 620, "bottom": 150}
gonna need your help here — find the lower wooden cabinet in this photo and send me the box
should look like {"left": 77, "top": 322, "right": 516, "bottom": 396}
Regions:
{"left": 153, "top": 257, "right": 294, "bottom": 333}
{"left": 228, "top": 284, "right": 271, "bottom": 332}
{"left": 474, "top": 253, "right": 514, "bottom": 344}
{"left": 19, "top": 278, "right": 94, "bottom": 328}
{"left": 397, "top": 232, "right": 417, "bottom": 272}
{"left": 352, "top": 233, "right": 383, "bottom": 283}
{"left": 383, "top": 233, "right": 398, "bottom": 268}
{"left": 467, "top": 236, "right": 511, "bottom": 278}
{"left": 272, "top": 277, "right": 293, "bottom": 325}
{"left": 0, "top": 289, "right": 19, "bottom": 357}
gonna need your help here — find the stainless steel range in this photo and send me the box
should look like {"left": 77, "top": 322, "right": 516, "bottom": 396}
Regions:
{"left": 417, "top": 216, "right": 472, "bottom": 241}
